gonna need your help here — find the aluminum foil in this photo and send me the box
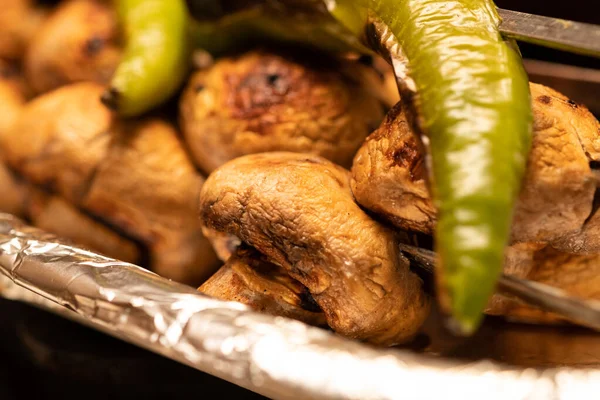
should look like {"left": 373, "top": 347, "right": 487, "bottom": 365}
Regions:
{"left": 1, "top": 212, "right": 600, "bottom": 400}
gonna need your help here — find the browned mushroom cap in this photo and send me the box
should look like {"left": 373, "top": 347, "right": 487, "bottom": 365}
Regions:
{"left": 486, "top": 245, "right": 600, "bottom": 325}
{"left": 199, "top": 246, "right": 326, "bottom": 326}
{"left": 26, "top": 189, "right": 141, "bottom": 264}
{"left": 2, "top": 82, "right": 220, "bottom": 285}
{"left": 351, "top": 82, "right": 600, "bottom": 247}
{"left": 24, "top": 0, "right": 120, "bottom": 94}
{"left": 351, "top": 102, "right": 434, "bottom": 235}
{"left": 179, "top": 49, "right": 386, "bottom": 174}
{"left": 199, "top": 152, "right": 430, "bottom": 346}
{"left": 1, "top": 82, "right": 113, "bottom": 203}
{"left": 81, "top": 118, "right": 220, "bottom": 284}
{"left": 0, "top": 0, "right": 46, "bottom": 60}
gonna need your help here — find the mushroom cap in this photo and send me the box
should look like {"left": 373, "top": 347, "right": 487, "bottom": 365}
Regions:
{"left": 199, "top": 151, "right": 430, "bottom": 346}
{"left": 180, "top": 49, "right": 386, "bottom": 174}
{"left": 2, "top": 81, "right": 113, "bottom": 203}
{"left": 25, "top": 0, "right": 120, "bottom": 94}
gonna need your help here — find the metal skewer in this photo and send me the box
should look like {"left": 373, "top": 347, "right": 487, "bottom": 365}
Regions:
{"left": 399, "top": 244, "right": 600, "bottom": 332}
{"left": 498, "top": 9, "right": 600, "bottom": 59}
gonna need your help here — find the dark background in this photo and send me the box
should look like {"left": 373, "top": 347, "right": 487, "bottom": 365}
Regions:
{"left": 1, "top": 1, "right": 598, "bottom": 399}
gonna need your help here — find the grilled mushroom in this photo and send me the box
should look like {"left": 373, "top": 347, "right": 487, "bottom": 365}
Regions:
{"left": 2, "top": 82, "right": 220, "bottom": 285}
{"left": 351, "top": 82, "right": 600, "bottom": 247}
{"left": 24, "top": 0, "right": 120, "bottom": 94}
{"left": 179, "top": 49, "right": 386, "bottom": 174}
{"left": 0, "top": 0, "right": 46, "bottom": 60}
{"left": 199, "top": 152, "right": 430, "bottom": 346}
{"left": 199, "top": 246, "right": 326, "bottom": 326}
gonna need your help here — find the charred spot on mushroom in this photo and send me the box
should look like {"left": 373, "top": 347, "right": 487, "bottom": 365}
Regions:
{"left": 84, "top": 36, "right": 105, "bottom": 55}
{"left": 227, "top": 60, "right": 291, "bottom": 120}
{"left": 536, "top": 95, "right": 552, "bottom": 105}
{"left": 390, "top": 136, "right": 425, "bottom": 181}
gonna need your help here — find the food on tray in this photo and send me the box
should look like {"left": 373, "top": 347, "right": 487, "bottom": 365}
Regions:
{"left": 0, "top": 0, "right": 599, "bottom": 346}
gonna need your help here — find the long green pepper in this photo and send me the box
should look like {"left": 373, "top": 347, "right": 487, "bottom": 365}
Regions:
{"left": 330, "top": 0, "right": 533, "bottom": 333}
{"left": 102, "top": 0, "right": 190, "bottom": 117}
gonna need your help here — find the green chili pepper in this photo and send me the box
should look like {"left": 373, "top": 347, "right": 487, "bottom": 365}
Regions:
{"left": 101, "top": 0, "right": 190, "bottom": 117}
{"left": 330, "top": 0, "right": 533, "bottom": 334}
{"left": 187, "top": 1, "right": 370, "bottom": 57}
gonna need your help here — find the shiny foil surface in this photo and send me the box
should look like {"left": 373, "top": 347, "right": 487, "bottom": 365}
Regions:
{"left": 1, "top": 212, "right": 600, "bottom": 400}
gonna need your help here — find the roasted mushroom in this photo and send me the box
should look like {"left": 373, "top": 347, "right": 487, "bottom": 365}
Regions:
{"left": 25, "top": 0, "right": 120, "bottom": 94}
{"left": 0, "top": 0, "right": 46, "bottom": 60}
{"left": 486, "top": 245, "right": 600, "bottom": 325}
{"left": 199, "top": 152, "right": 430, "bottom": 346}
{"left": 351, "top": 82, "right": 600, "bottom": 247}
{"left": 2, "top": 82, "right": 220, "bottom": 285}
{"left": 199, "top": 246, "right": 326, "bottom": 326}
{"left": 179, "top": 49, "right": 386, "bottom": 174}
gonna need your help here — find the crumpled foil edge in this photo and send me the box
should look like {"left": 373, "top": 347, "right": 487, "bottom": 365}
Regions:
{"left": 0, "top": 213, "right": 599, "bottom": 400}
